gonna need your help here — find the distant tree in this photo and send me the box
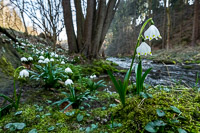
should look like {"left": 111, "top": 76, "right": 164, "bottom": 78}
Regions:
{"left": 191, "top": 0, "right": 199, "bottom": 46}
{"left": 166, "top": 0, "right": 171, "bottom": 51}
{"left": 11, "top": 0, "right": 64, "bottom": 50}
{"left": 62, "top": 0, "right": 120, "bottom": 59}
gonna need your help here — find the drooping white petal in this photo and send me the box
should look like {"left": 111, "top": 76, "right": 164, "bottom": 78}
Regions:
{"left": 50, "top": 58, "right": 54, "bottom": 62}
{"left": 136, "top": 42, "right": 152, "bottom": 56}
{"left": 90, "top": 75, "right": 97, "bottom": 79}
{"left": 19, "top": 69, "right": 29, "bottom": 78}
{"left": 61, "top": 61, "right": 65, "bottom": 64}
{"left": 28, "top": 57, "right": 33, "bottom": 61}
{"left": 39, "top": 56, "right": 44, "bottom": 60}
{"left": 21, "top": 57, "right": 28, "bottom": 62}
{"left": 44, "top": 58, "right": 50, "bottom": 63}
{"left": 38, "top": 60, "right": 44, "bottom": 63}
{"left": 144, "top": 25, "right": 161, "bottom": 41}
{"left": 65, "top": 79, "right": 73, "bottom": 86}
{"left": 65, "top": 67, "right": 73, "bottom": 73}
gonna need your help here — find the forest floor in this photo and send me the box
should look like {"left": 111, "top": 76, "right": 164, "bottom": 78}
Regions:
{"left": 0, "top": 34, "right": 200, "bottom": 132}
{"left": 148, "top": 45, "right": 200, "bottom": 64}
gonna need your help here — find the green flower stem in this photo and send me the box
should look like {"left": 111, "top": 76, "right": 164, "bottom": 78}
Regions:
{"left": 127, "top": 18, "right": 153, "bottom": 82}
{"left": 13, "top": 66, "right": 25, "bottom": 108}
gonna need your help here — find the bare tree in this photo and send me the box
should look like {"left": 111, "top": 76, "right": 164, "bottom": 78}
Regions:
{"left": 10, "top": 0, "right": 64, "bottom": 50}
{"left": 62, "top": 0, "right": 120, "bottom": 59}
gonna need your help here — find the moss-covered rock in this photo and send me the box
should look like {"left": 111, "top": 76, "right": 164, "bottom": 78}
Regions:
{"left": 0, "top": 38, "right": 21, "bottom": 95}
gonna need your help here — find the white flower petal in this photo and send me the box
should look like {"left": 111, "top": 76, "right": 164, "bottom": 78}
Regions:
{"left": 65, "top": 79, "right": 73, "bottom": 86}
{"left": 144, "top": 25, "right": 161, "bottom": 41}
{"left": 136, "top": 42, "right": 152, "bottom": 56}
{"left": 19, "top": 69, "right": 29, "bottom": 78}
{"left": 65, "top": 67, "right": 73, "bottom": 73}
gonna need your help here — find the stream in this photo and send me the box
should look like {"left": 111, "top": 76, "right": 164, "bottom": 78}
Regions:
{"left": 105, "top": 57, "right": 200, "bottom": 87}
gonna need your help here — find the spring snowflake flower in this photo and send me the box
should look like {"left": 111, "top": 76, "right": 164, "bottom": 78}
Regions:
{"left": 38, "top": 60, "right": 44, "bottom": 63}
{"left": 50, "top": 58, "right": 54, "bottom": 62}
{"left": 39, "top": 56, "right": 44, "bottom": 60}
{"left": 19, "top": 69, "right": 29, "bottom": 78}
{"left": 40, "top": 51, "right": 44, "bottom": 55}
{"left": 55, "top": 54, "right": 58, "bottom": 58}
{"left": 136, "top": 42, "right": 152, "bottom": 56}
{"left": 44, "top": 58, "right": 50, "bottom": 63}
{"left": 65, "top": 79, "right": 73, "bottom": 86}
{"left": 21, "top": 43, "right": 26, "bottom": 46}
{"left": 65, "top": 67, "right": 73, "bottom": 73}
{"left": 51, "top": 52, "right": 55, "bottom": 57}
{"left": 90, "top": 75, "right": 97, "bottom": 79}
{"left": 61, "top": 61, "right": 65, "bottom": 64}
{"left": 28, "top": 57, "right": 33, "bottom": 61}
{"left": 144, "top": 25, "right": 162, "bottom": 41}
{"left": 21, "top": 57, "right": 28, "bottom": 62}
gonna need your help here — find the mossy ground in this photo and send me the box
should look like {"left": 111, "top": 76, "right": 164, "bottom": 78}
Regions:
{"left": 1, "top": 85, "right": 200, "bottom": 132}
{"left": 146, "top": 46, "right": 200, "bottom": 64}
{"left": 1, "top": 34, "right": 200, "bottom": 133}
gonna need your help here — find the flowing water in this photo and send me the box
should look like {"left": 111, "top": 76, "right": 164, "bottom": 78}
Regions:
{"left": 105, "top": 57, "right": 200, "bottom": 87}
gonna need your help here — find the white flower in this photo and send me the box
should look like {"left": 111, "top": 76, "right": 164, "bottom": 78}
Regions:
{"left": 55, "top": 54, "right": 58, "bottom": 58}
{"left": 28, "top": 57, "right": 33, "bottom": 61}
{"left": 65, "top": 67, "right": 73, "bottom": 73}
{"left": 144, "top": 25, "right": 162, "bottom": 41}
{"left": 21, "top": 57, "right": 28, "bottom": 62}
{"left": 38, "top": 60, "right": 44, "bottom": 63}
{"left": 50, "top": 58, "right": 54, "bottom": 62}
{"left": 21, "top": 43, "right": 26, "bottom": 46}
{"left": 90, "top": 75, "right": 97, "bottom": 79}
{"left": 51, "top": 52, "right": 55, "bottom": 57}
{"left": 65, "top": 79, "right": 73, "bottom": 86}
{"left": 39, "top": 56, "right": 44, "bottom": 60}
{"left": 40, "top": 51, "right": 44, "bottom": 55}
{"left": 44, "top": 58, "right": 50, "bottom": 63}
{"left": 19, "top": 69, "right": 29, "bottom": 78}
{"left": 136, "top": 42, "right": 152, "bottom": 56}
{"left": 61, "top": 61, "right": 65, "bottom": 64}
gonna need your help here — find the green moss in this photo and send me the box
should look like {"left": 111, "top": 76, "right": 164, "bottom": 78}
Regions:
{"left": 82, "top": 59, "right": 118, "bottom": 76}
{"left": 0, "top": 105, "right": 78, "bottom": 132}
{"left": 0, "top": 56, "right": 15, "bottom": 76}
{"left": 107, "top": 90, "right": 200, "bottom": 133}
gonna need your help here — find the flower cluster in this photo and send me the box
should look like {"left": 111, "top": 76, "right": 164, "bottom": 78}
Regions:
{"left": 137, "top": 24, "right": 161, "bottom": 56}
{"left": 90, "top": 75, "right": 97, "bottom": 79}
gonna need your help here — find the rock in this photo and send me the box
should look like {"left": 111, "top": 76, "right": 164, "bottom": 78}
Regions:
{"left": 0, "top": 38, "right": 21, "bottom": 95}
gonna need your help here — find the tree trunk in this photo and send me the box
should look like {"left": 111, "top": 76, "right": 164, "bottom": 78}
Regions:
{"left": 166, "top": 1, "right": 171, "bottom": 51}
{"left": 82, "top": 0, "right": 95, "bottom": 58}
{"left": 162, "top": 0, "right": 166, "bottom": 49}
{"left": 62, "top": 0, "right": 78, "bottom": 53}
{"left": 62, "top": 0, "right": 120, "bottom": 59}
{"left": 74, "top": 0, "right": 84, "bottom": 51}
{"left": 191, "top": 0, "right": 199, "bottom": 46}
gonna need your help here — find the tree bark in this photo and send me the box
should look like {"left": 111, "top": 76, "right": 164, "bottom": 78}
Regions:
{"left": 166, "top": 1, "right": 171, "bottom": 51}
{"left": 74, "top": 0, "right": 84, "bottom": 51}
{"left": 62, "top": 0, "right": 78, "bottom": 53}
{"left": 191, "top": 0, "right": 199, "bottom": 46}
{"left": 62, "top": 0, "right": 120, "bottom": 58}
{"left": 82, "top": 0, "right": 95, "bottom": 58}
{"left": 162, "top": 0, "right": 166, "bottom": 49}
